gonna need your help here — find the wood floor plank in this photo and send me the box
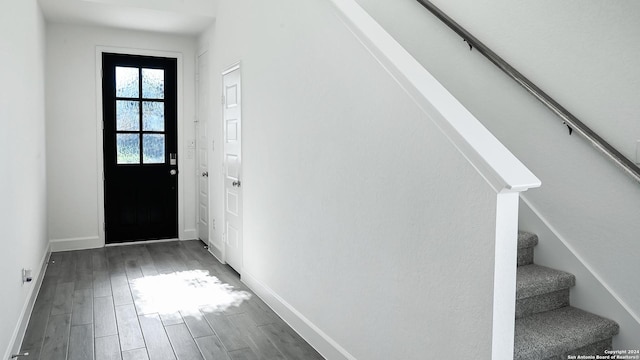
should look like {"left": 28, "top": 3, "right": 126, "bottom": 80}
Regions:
{"left": 116, "top": 304, "right": 146, "bottom": 351}
{"left": 107, "top": 247, "right": 126, "bottom": 276}
{"left": 227, "top": 348, "right": 259, "bottom": 360}
{"left": 228, "top": 314, "right": 285, "bottom": 360}
{"left": 76, "top": 272, "right": 94, "bottom": 291}
{"left": 94, "top": 296, "right": 118, "bottom": 337}
{"left": 93, "top": 249, "right": 108, "bottom": 272}
{"left": 138, "top": 314, "right": 176, "bottom": 360}
{"left": 95, "top": 335, "right": 122, "bottom": 360}
{"left": 259, "top": 323, "right": 324, "bottom": 360}
{"left": 40, "top": 313, "right": 71, "bottom": 360}
{"left": 112, "top": 274, "right": 134, "bottom": 306}
{"left": 77, "top": 249, "right": 94, "bottom": 272}
{"left": 122, "top": 348, "right": 150, "bottom": 360}
{"left": 146, "top": 246, "right": 174, "bottom": 275}
{"left": 72, "top": 288, "right": 94, "bottom": 325}
{"left": 125, "top": 259, "right": 144, "bottom": 282}
{"left": 51, "top": 281, "right": 75, "bottom": 315}
{"left": 139, "top": 246, "right": 159, "bottom": 277}
{"left": 94, "top": 270, "right": 113, "bottom": 298}
{"left": 181, "top": 309, "right": 213, "bottom": 339}
{"left": 201, "top": 309, "right": 248, "bottom": 352}
{"left": 58, "top": 252, "right": 78, "bottom": 283}
{"left": 165, "top": 323, "right": 204, "bottom": 360}
{"left": 69, "top": 324, "right": 94, "bottom": 360}
{"left": 194, "top": 336, "right": 230, "bottom": 360}
{"left": 160, "top": 312, "right": 184, "bottom": 326}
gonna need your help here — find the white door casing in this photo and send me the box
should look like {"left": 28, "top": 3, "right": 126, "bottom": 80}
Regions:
{"left": 222, "top": 64, "right": 242, "bottom": 272}
{"left": 196, "top": 51, "right": 210, "bottom": 243}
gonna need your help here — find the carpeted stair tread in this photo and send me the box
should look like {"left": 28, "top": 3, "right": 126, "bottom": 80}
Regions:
{"left": 514, "top": 306, "right": 619, "bottom": 360}
{"left": 518, "top": 231, "right": 538, "bottom": 249}
{"left": 516, "top": 264, "right": 575, "bottom": 300}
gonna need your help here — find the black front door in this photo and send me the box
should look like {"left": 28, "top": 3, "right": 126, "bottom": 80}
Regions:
{"left": 102, "top": 53, "right": 178, "bottom": 244}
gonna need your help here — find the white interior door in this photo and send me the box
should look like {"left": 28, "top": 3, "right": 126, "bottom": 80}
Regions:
{"left": 223, "top": 64, "right": 242, "bottom": 272}
{"left": 197, "top": 51, "right": 210, "bottom": 243}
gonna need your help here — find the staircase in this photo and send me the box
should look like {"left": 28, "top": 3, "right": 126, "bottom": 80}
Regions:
{"left": 514, "top": 232, "right": 619, "bottom": 359}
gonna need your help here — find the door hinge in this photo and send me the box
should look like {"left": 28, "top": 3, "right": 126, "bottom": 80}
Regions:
{"left": 221, "top": 95, "right": 225, "bottom": 105}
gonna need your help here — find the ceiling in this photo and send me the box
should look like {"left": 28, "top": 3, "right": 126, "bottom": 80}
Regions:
{"left": 38, "top": 0, "right": 217, "bottom": 35}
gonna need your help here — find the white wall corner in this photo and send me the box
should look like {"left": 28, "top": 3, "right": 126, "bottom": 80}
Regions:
{"left": 5, "top": 245, "right": 51, "bottom": 360}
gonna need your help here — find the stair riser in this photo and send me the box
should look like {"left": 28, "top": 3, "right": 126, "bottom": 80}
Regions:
{"left": 543, "top": 338, "right": 613, "bottom": 360}
{"left": 518, "top": 246, "right": 534, "bottom": 266}
{"left": 516, "top": 289, "right": 570, "bottom": 319}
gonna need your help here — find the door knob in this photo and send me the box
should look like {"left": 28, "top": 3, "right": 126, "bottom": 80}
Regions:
{"left": 170, "top": 169, "right": 177, "bottom": 175}
{"left": 202, "top": 171, "right": 209, "bottom": 177}
{"left": 232, "top": 180, "right": 241, "bottom": 187}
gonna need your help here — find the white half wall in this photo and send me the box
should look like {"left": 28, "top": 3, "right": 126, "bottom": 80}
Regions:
{"left": 354, "top": 0, "right": 640, "bottom": 348}
{"left": 205, "top": 0, "right": 536, "bottom": 358}
{"left": 0, "top": 0, "right": 50, "bottom": 358}
{"left": 45, "top": 23, "right": 198, "bottom": 250}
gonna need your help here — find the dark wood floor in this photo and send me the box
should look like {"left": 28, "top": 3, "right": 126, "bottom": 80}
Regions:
{"left": 20, "top": 240, "right": 324, "bottom": 360}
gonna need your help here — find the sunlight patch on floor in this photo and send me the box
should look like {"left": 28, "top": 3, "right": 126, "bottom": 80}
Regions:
{"left": 130, "top": 269, "right": 251, "bottom": 316}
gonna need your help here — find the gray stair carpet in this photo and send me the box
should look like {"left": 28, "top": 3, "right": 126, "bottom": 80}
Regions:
{"left": 514, "top": 231, "right": 619, "bottom": 359}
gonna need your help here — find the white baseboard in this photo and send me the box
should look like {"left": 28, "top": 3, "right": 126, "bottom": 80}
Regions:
{"left": 50, "top": 236, "right": 102, "bottom": 252}
{"left": 207, "top": 240, "right": 224, "bottom": 263}
{"left": 241, "top": 270, "right": 356, "bottom": 360}
{"left": 181, "top": 229, "right": 197, "bottom": 240}
{"left": 5, "top": 245, "right": 51, "bottom": 360}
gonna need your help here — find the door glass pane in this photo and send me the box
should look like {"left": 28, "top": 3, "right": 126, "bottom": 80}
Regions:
{"left": 142, "top": 69, "right": 164, "bottom": 99}
{"left": 116, "top": 101, "right": 140, "bottom": 131}
{"left": 142, "top": 101, "right": 164, "bottom": 131}
{"left": 116, "top": 67, "right": 139, "bottom": 98}
{"left": 143, "top": 134, "right": 165, "bottom": 164}
{"left": 117, "top": 134, "right": 140, "bottom": 164}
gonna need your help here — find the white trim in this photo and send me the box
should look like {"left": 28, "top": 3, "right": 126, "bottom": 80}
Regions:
{"left": 50, "top": 236, "right": 102, "bottom": 252}
{"left": 95, "top": 46, "right": 185, "bottom": 245}
{"left": 326, "top": 0, "right": 540, "bottom": 194}
{"left": 182, "top": 229, "right": 197, "bottom": 240}
{"left": 104, "top": 238, "right": 179, "bottom": 247}
{"left": 221, "top": 62, "right": 240, "bottom": 75}
{"left": 490, "top": 192, "right": 520, "bottom": 360}
{"left": 5, "top": 245, "right": 51, "bottom": 360}
{"left": 242, "top": 271, "right": 356, "bottom": 360}
{"left": 207, "top": 244, "right": 225, "bottom": 264}
{"left": 221, "top": 62, "right": 242, "bottom": 270}
{"left": 520, "top": 195, "right": 640, "bottom": 325}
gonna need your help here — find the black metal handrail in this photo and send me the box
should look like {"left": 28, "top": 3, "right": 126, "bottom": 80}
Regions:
{"left": 416, "top": 0, "right": 640, "bottom": 183}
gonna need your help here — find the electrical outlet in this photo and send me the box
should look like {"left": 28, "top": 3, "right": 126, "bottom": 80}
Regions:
{"left": 22, "top": 268, "right": 33, "bottom": 284}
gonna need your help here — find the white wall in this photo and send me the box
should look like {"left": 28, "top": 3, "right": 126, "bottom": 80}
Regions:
{"left": 0, "top": 0, "right": 49, "bottom": 358}
{"left": 202, "top": 0, "right": 531, "bottom": 358}
{"left": 353, "top": 0, "right": 640, "bottom": 348}
{"left": 46, "top": 23, "right": 198, "bottom": 250}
